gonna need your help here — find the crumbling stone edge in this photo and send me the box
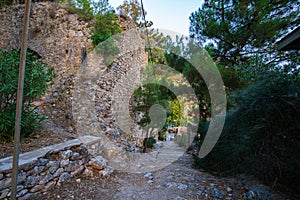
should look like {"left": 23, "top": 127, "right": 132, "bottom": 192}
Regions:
{"left": 0, "top": 136, "right": 112, "bottom": 200}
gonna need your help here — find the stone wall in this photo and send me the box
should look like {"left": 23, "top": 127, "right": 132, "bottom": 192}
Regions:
{"left": 0, "top": 2, "right": 92, "bottom": 132}
{"left": 0, "top": 136, "right": 112, "bottom": 200}
{"left": 72, "top": 28, "right": 148, "bottom": 154}
{"left": 96, "top": 29, "right": 148, "bottom": 149}
{"left": 0, "top": 2, "right": 147, "bottom": 148}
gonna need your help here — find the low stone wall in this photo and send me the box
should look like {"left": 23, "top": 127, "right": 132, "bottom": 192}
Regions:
{"left": 0, "top": 136, "right": 112, "bottom": 200}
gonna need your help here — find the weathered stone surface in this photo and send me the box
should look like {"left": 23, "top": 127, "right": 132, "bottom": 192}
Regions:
{"left": 100, "top": 166, "right": 114, "bottom": 177}
{"left": 211, "top": 188, "right": 224, "bottom": 199}
{"left": 60, "top": 159, "right": 70, "bottom": 168}
{"left": 0, "top": 178, "right": 11, "bottom": 190}
{"left": 83, "top": 168, "right": 93, "bottom": 177}
{"left": 59, "top": 150, "right": 73, "bottom": 160}
{"left": 58, "top": 172, "right": 71, "bottom": 183}
{"left": 25, "top": 176, "right": 40, "bottom": 188}
{"left": 17, "top": 172, "right": 27, "bottom": 184}
{"left": 17, "top": 185, "right": 24, "bottom": 192}
{"left": 0, "top": 1, "right": 147, "bottom": 197}
{"left": 65, "top": 161, "right": 77, "bottom": 172}
{"left": 0, "top": 137, "right": 104, "bottom": 198}
{"left": 70, "top": 165, "right": 84, "bottom": 177}
{"left": 39, "top": 174, "right": 53, "bottom": 185}
{"left": 36, "top": 158, "right": 49, "bottom": 166}
{"left": 177, "top": 183, "right": 188, "bottom": 190}
{"left": 19, "top": 192, "right": 33, "bottom": 200}
{"left": 0, "top": 188, "right": 9, "bottom": 199}
{"left": 16, "top": 189, "right": 28, "bottom": 198}
{"left": 227, "top": 187, "right": 233, "bottom": 193}
{"left": 0, "top": 2, "right": 93, "bottom": 132}
{"left": 30, "top": 184, "right": 44, "bottom": 193}
{"left": 70, "top": 152, "right": 81, "bottom": 160}
{"left": 53, "top": 168, "right": 64, "bottom": 178}
{"left": 33, "top": 166, "right": 45, "bottom": 174}
{"left": 42, "top": 181, "right": 56, "bottom": 192}
{"left": 144, "top": 172, "right": 153, "bottom": 180}
{"left": 48, "top": 161, "right": 60, "bottom": 174}
{"left": 87, "top": 156, "right": 107, "bottom": 170}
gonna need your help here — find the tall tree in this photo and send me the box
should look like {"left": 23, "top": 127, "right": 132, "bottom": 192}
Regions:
{"left": 189, "top": 0, "right": 299, "bottom": 73}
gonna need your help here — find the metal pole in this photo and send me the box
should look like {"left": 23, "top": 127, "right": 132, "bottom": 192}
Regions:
{"left": 11, "top": 0, "right": 31, "bottom": 199}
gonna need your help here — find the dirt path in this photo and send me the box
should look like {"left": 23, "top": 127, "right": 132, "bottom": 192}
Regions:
{"left": 35, "top": 151, "right": 247, "bottom": 200}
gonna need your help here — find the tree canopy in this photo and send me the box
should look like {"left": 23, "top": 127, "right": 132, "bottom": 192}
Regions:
{"left": 117, "top": 0, "right": 144, "bottom": 24}
{"left": 189, "top": 0, "right": 300, "bottom": 75}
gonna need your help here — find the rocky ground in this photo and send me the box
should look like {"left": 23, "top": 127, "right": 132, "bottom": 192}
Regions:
{"left": 30, "top": 152, "right": 289, "bottom": 200}
{"left": 0, "top": 120, "right": 293, "bottom": 200}
{"left": 0, "top": 129, "right": 293, "bottom": 200}
{"left": 32, "top": 153, "right": 246, "bottom": 200}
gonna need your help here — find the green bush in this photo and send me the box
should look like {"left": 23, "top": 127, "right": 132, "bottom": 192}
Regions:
{"left": 0, "top": 49, "right": 55, "bottom": 141}
{"left": 91, "top": 12, "right": 121, "bottom": 66}
{"left": 194, "top": 72, "right": 300, "bottom": 196}
{"left": 0, "top": 0, "right": 12, "bottom": 9}
{"left": 143, "top": 136, "right": 156, "bottom": 148}
{"left": 64, "top": 0, "right": 121, "bottom": 65}
{"left": 158, "top": 131, "right": 165, "bottom": 141}
{"left": 64, "top": 0, "right": 95, "bottom": 21}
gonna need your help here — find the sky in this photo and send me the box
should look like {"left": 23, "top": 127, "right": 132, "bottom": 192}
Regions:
{"left": 109, "top": 0, "right": 204, "bottom": 36}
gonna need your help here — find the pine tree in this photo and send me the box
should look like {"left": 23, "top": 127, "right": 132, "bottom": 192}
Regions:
{"left": 189, "top": 0, "right": 299, "bottom": 72}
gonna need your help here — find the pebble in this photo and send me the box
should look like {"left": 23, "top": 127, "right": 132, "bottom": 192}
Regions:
{"left": 178, "top": 183, "right": 188, "bottom": 190}
{"left": 52, "top": 92, "right": 59, "bottom": 97}
{"left": 25, "top": 176, "right": 40, "bottom": 188}
{"left": 0, "top": 177, "right": 12, "bottom": 190}
{"left": 36, "top": 158, "right": 49, "bottom": 166}
{"left": 0, "top": 188, "right": 10, "bottom": 199}
{"left": 76, "top": 178, "right": 81, "bottom": 183}
{"left": 16, "top": 189, "right": 28, "bottom": 198}
{"left": 227, "top": 186, "right": 233, "bottom": 193}
{"left": 144, "top": 172, "right": 153, "bottom": 180}
{"left": 58, "top": 172, "right": 71, "bottom": 183}
{"left": 43, "top": 181, "right": 56, "bottom": 192}
{"left": 60, "top": 159, "right": 70, "bottom": 167}
{"left": 53, "top": 168, "right": 64, "bottom": 178}
{"left": 212, "top": 188, "right": 224, "bottom": 199}
{"left": 167, "top": 182, "right": 177, "bottom": 188}
{"left": 59, "top": 150, "right": 73, "bottom": 160}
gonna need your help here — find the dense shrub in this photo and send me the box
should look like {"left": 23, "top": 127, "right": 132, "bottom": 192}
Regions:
{"left": 64, "top": 0, "right": 121, "bottom": 43}
{"left": 64, "top": 0, "right": 96, "bottom": 21}
{"left": 143, "top": 136, "right": 156, "bottom": 148}
{"left": 0, "top": 49, "right": 55, "bottom": 141}
{"left": 63, "top": 0, "right": 122, "bottom": 65}
{"left": 158, "top": 131, "right": 165, "bottom": 141}
{"left": 194, "top": 72, "right": 300, "bottom": 196}
{"left": 0, "top": 0, "right": 12, "bottom": 9}
{"left": 91, "top": 12, "right": 121, "bottom": 66}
